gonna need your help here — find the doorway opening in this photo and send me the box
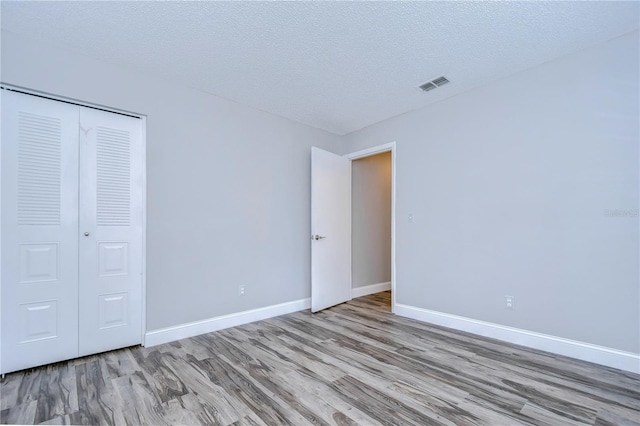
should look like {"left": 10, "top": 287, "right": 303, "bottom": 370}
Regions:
{"left": 346, "top": 143, "right": 396, "bottom": 313}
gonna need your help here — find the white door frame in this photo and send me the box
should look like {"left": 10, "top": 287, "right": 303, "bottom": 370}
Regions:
{"left": 345, "top": 142, "right": 396, "bottom": 314}
{"left": 0, "top": 85, "right": 148, "bottom": 375}
{"left": 140, "top": 117, "right": 147, "bottom": 346}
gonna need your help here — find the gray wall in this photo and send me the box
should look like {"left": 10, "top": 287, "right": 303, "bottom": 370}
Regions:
{"left": 2, "top": 29, "right": 638, "bottom": 354}
{"left": 342, "top": 32, "right": 639, "bottom": 353}
{"left": 1, "top": 31, "right": 341, "bottom": 331}
{"left": 352, "top": 152, "right": 392, "bottom": 288}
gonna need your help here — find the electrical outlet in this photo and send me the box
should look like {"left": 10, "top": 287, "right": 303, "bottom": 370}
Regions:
{"left": 239, "top": 285, "right": 246, "bottom": 296}
{"left": 505, "top": 295, "right": 514, "bottom": 309}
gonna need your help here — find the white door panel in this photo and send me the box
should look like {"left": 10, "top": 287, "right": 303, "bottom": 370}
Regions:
{"left": 1, "top": 90, "right": 80, "bottom": 373}
{"left": 1, "top": 91, "right": 144, "bottom": 374}
{"left": 311, "top": 147, "right": 352, "bottom": 312}
{"left": 78, "top": 107, "right": 143, "bottom": 356}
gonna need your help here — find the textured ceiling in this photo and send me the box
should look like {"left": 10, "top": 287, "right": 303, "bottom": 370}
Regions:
{"left": 1, "top": 1, "right": 638, "bottom": 135}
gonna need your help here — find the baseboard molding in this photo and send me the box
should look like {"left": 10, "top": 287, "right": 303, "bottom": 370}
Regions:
{"left": 395, "top": 303, "right": 640, "bottom": 374}
{"left": 352, "top": 281, "right": 391, "bottom": 299}
{"left": 145, "top": 298, "right": 310, "bottom": 347}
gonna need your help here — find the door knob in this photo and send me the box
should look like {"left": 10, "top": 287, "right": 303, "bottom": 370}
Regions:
{"left": 312, "top": 235, "right": 326, "bottom": 240}
{"left": 84, "top": 232, "right": 90, "bottom": 236}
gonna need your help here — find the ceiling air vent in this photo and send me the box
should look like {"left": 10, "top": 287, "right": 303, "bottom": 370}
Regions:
{"left": 419, "top": 76, "right": 450, "bottom": 93}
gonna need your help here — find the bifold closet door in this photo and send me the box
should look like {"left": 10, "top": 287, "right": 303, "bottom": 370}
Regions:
{"left": 1, "top": 91, "right": 143, "bottom": 374}
{"left": 1, "top": 90, "right": 80, "bottom": 373}
{"left": 78, "top": 107, "right": 143, "bottom": 356}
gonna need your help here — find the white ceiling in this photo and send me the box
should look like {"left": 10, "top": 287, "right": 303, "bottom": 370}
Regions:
{"left": 2, "top": 1, "right": 638, "bottom": 135}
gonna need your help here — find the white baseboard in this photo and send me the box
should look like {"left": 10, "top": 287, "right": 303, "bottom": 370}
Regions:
{"left": 145, "top": 298, "right": 310, "bottom": 347}
{"left": 395, "top": 304, "right": 640, "bottom": 374}
{"left": 352, "top": 281, "right": 391, "bottom": 299}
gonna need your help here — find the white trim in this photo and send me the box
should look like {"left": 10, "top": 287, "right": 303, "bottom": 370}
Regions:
{"left": 352, "top": 282, "right": 391, "bottom": 299}
{"left": 140, "top": 116, "right": 147, "bottom": 346}
{"left": 0, "top": 89, "right": 3, "bottom": 374}
{"left": 144, "top": 298, "right": 311, "bottom": 347}
{"left": 345, "top": 142, "right": 395, "bottom": 160}
{"left": 0, "top": 83, "right": 145, "bottom": 118}
{"left": 345, "top": 141, "right": 397, "bottom": 314}
{"left": 391, "top": 146, "right": 396, "bottom": 314}
{"left": 395, "top": 304, "right": 640, "bottom": 374}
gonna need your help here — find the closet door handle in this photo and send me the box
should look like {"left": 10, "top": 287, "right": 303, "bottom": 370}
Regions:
{"left": 84, "top": 232, "right": 90, "bottom": 237}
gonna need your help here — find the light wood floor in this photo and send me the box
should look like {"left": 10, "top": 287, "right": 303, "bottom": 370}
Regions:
{"left": 1, "top": 291, "right": 639, "bottom": 425}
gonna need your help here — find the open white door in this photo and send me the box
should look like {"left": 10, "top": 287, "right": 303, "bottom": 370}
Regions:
{"left": 311, "top": 147, "right": 351, "bottom": 312}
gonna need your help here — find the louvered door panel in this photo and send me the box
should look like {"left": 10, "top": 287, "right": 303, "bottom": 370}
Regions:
{"left": 96, "top": 126, "right": 131, "bottom": 226}
{"left": 1, "top": 90, "right": 80, "bottom": 373}
{"left": 78, "top": 107, "right": 143, "bottom": 356}
{"left": 17, "top": 112, "right": 62, "bottom": 225}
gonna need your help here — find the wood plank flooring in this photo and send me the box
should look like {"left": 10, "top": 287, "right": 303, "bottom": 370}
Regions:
{"left": 1, "top": 291, "right": 639, "bottom": 425}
